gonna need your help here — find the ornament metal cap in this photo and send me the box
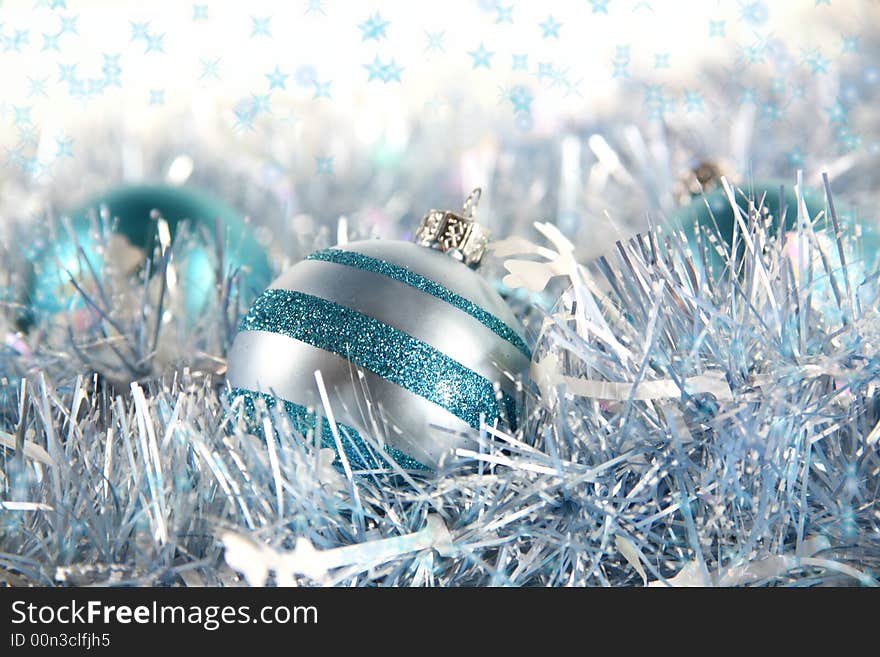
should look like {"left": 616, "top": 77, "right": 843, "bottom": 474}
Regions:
{"left": 674, "top": 159, "right": 729, "bottom": 204}
{"left": 415, "top": 188, "right": 490, "bottom": 269}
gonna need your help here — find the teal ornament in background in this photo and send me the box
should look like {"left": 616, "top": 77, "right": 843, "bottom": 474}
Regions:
{"left": 674, "top": 178, "right": 880, "bottom": 285}
{"left": 671, "top": 165, "right": 878, "bottom": 324}
{"left": 674, "top": 177, "right": 830, "bottom": 272}
{"left": 25, "top": 183, "right": 272, "bottom": 324}
{"left": 668, "top": 163, "right": 856, "bottom": 272}
{"left": 226, "top": 190, "right": 530, "bottom": 471}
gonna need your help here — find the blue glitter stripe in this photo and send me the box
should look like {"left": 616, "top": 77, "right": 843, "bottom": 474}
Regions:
{"left": 307, "top": 248, "right": 531, "bottom": 358}
{"left": 239, "top": 289, "right": 517, "bottom": 430}
{"left": 229, "top": 387, "right": 430, "bottom": 471}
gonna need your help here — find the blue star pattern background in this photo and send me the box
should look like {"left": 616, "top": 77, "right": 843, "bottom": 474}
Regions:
{"left": 0, "top": 0, "right": 877, "bottom": 216}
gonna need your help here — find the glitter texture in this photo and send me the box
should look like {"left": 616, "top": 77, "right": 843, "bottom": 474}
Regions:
{"left": 239, "top": 288, "right": 517, "bottom": 430}
{"left": 307, "top": 248, "right": 531, "bottom": 358}
{"left": 229, "top": 387, "right": 430, "bottom": 471}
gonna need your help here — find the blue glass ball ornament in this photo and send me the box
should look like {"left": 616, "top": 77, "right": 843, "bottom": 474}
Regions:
{"left": 25, "top": 183, "right": 272, "bottom": 326}
{"left": 671, "top": 172, "right": 859, "bottom": 272}
{"left": 676, "top": 180, "right": 812, "bottom": 263}
{"left": 226, "top": 190, "right": 531, "bottom": 471}
{"left": 670, "top": 170, "right": 878, "bottom": 328}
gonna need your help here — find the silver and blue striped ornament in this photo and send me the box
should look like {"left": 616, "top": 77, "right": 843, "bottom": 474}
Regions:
{"left": 227, "top": 195, "right": 530, "bottom": 470}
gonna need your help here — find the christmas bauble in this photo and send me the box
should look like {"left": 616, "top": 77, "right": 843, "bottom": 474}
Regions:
{"left": 25, "top": 183, "right": 272, "bottom": 323}
{"left": 674, "top": 179, "right": 828, "bottom": 269}
{"left": 227, "top": 191, "right": 530, "bottom": 470}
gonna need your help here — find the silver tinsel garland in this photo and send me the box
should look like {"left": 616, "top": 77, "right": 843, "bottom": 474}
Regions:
{"left": 2, "top": 19, "right": 880, "bottom": 583}
{"left": 1, "top": 167, "right": 878, "bottom": 586}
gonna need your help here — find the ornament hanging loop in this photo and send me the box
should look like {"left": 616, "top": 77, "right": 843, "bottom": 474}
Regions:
{"left": 415, "top": 188, "right": 490, "bottom": 269}
{"left": 462, "top": 187, "right": 481, "bottom": 220}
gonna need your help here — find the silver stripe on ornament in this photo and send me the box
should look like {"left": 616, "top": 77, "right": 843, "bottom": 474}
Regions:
{"left": 267, "top": 256, "right": 528, "bottom": 396}
{"left": 227, "top": 330, "right": 475, "bottom": 467}
{"left": 346, "top": 240, "right": 523, "bottom": 331}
